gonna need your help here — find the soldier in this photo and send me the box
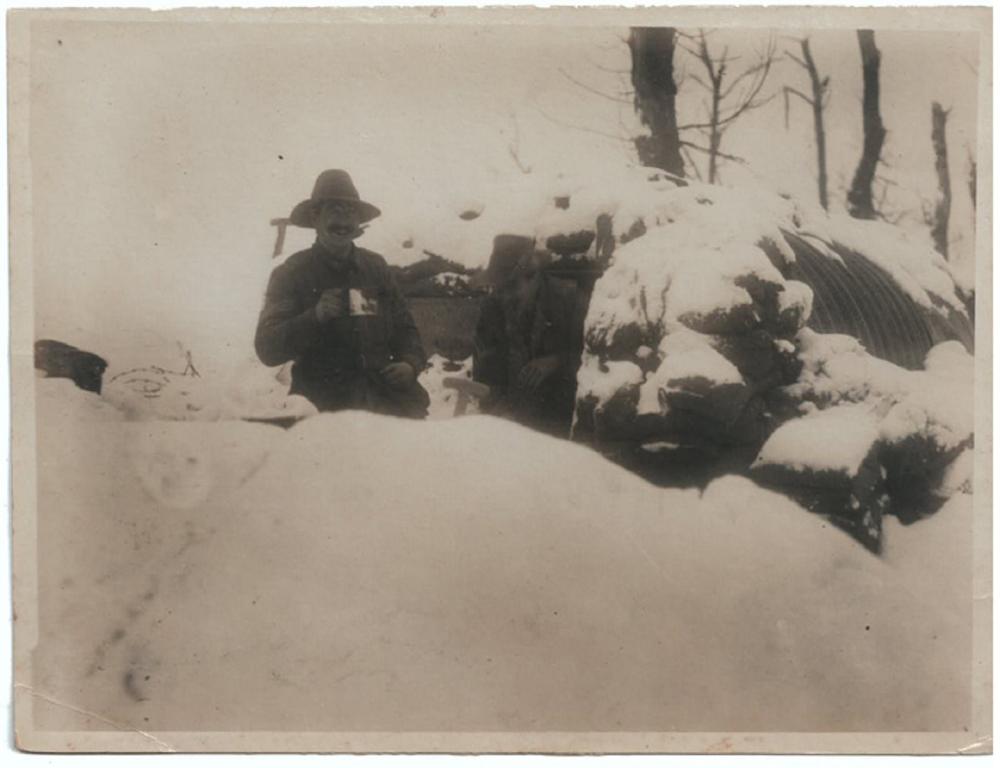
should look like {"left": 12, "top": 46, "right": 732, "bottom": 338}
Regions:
{"left": 255, "top": 170, "right": 429, "bottom": 418}
{"left": 472, "top": 235, "right": 585, "bottom": 437}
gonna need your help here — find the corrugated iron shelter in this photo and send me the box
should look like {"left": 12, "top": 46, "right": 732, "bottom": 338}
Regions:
{"left": 780, "top": 232, "right": 974, "bottom": 369}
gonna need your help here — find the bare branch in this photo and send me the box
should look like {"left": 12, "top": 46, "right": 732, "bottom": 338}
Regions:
{"left": 680, "top": 146, "right": 704, "bottom": 181}
{"left": 784, "top": 86, "right": 814, "bottom": 105}
{"left": 558, "top": 67, "right": 633, "bottom": 104}
{"left": 687, "top": 73, "right": 713, "bottom": 92}
{"left": 531, "top": 102, "right": 630, "bottom": 144}
{"left": 680, "top": 140, "right": 747, "bottom": 164}
{"left": 785, "top": 51, "right": 809, "bottom": 70}
{"left": 505, "top": 111, "right": 532, "bottom": 175}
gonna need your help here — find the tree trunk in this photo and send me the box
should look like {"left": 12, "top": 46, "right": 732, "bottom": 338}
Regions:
{"left": 628, "top": 27, "right": 685, "bottom": 177}
{"left": 802, "top": 40, "right": 829, "bottom": 210}
{"left": 930, "top": 102, "right": 951, "bottom": 258}
{"left": 968, "top": 153, "right": 977, "bottom": 212}
{"left": 847, "top": 30, "right": 886, "bottom": 220}
{"left": 708, "top": 73, "right": 722, "bottom": 183}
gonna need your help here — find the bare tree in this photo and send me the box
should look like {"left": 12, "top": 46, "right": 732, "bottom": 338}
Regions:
{"left": 929, "top": 102, "right": 951, "bottom": 258}
{"left": 676, "top": 29, "right": 778, "bottom": 183}
{"left": 627, "top": 27, "right": 685, "bottom": 176}
{"left": 967, "top": 148, "right": 977, "bottom": 213}
{"left": 846, "top": 30, "right": 887, "bottom": 220}
{"left": 784, "top": 37, "right": 831, "bottom": 210}
{"left": 504, "top": 111, "right": 533, "bottom": 175}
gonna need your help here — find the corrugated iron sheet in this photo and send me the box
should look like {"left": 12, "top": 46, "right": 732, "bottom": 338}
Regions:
{"left": 782, "top": 232, "right": 974, "bottom": 370}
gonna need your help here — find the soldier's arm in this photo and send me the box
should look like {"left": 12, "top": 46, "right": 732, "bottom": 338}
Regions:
{"left": 254, "top": 266, "right": 324, "bottom": 367}
{"left": 385, "top": 271, "right": 428, "bottom": 373}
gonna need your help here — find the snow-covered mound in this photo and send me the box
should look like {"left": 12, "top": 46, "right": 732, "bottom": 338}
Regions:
{"left": 99, "top": 356, "right": 316, "bottom": 423}
{"left": 32, "top": 410, "right": 971, "bottom": 735}
{"left": 103, "top": 364, "right": 222, "bottom": 421}
{"left": 217, "top": 358, "right": 318, "bottom": 421}
{"left": 34, "top": 376, "right": 124, "bottom": 423}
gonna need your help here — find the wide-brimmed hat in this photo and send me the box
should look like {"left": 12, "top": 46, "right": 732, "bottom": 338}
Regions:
{"left": 288, "top": 169, "right": 381, "bottom": 228}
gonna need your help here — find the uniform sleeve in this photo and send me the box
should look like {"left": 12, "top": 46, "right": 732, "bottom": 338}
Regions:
{"left": 472, "top": 294, "right": 509, "bottom": 387}
{"left": 385, "top": 270, "right": 428, "bottom": 373}
{"left": 254, "top": 265, "right": 324, "bottom": 367}
{"left": 548, "top": 279, "right": 585, "bottom": 375}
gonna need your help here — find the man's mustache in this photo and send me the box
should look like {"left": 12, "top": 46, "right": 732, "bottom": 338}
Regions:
{"left": 323, "top": 223, "right": 368, "bottom": 239}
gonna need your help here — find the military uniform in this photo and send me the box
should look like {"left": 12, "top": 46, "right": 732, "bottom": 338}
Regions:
{"left": 255, "top": 243, "right": 429, "bottom": 417}
{"left": 473, "top": 272, "right": 584, "bottom": 436}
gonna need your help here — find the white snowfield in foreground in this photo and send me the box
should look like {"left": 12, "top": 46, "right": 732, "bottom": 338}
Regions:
{"left": 32, "top": 406, "right": 971, "bottom": 734}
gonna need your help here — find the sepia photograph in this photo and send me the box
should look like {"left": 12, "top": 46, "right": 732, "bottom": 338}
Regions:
{"left": 8, "top": 5, "right": 992, "bottom": 754}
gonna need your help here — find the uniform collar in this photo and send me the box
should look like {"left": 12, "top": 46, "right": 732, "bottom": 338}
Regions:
{"left": 313, "top": 240, "right": 358, "bottom": 270}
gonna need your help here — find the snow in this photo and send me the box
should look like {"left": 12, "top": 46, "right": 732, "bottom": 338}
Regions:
{"left": 753, "top": 403, "right": 881, "bottom": 476}
{"left": 637, "top": 329, "right": 743, "bottom": 417}
{"left": 575, "top": 356, "right": 643, "bottom": 410}
{"left": 34, "top": 377, "right": 124, "bottom": 423}
{"left": 800, "top": 211, "right": 970, "bottom": 314}
{"left": 419, "top": 354, "right": 481, "bottom": 420}
{"left": 102, "top": 357, "right": 317, "bottom": 423}
{"left": 783, "top": 332, "right": 974, "bottom": 456}
{"left": 431, "top": 272, "right": 470, "bottom": 289}
{"left": 103, "top": 367, "right": 224, "bottom": 421}
{"left": 784, "top": 329, "right": 916, "bottom": 406}
{"left": 778, "top": 279, "right": 814, "bottom": 318}
{"left": 935, "top": 448, "right": 974, "bottom": 499}
{"left": 218, "top": 358, "right": 318, "bottom": 421}
{"left": 32, "top": 408, "right": 973, "bottom": 732}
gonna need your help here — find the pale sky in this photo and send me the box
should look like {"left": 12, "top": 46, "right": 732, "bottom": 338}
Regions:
{"left": 26, "top": 16, "right": 982, "bottom": 374}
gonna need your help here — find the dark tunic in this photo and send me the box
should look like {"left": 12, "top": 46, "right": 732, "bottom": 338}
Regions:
{"left": 473, "top": 273, "right": 585, "bottom": 436}
{"left": 254, "top": 243, "right": 429, "bottom": 417}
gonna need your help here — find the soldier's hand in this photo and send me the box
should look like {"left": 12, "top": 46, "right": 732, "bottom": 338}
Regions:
{"left": 314, "top": 289, "right": 348, "bottom": 322}
{"left": 381, "top": 362, "right": 415, "bottom": 390}
{"left": 518, "top": 354, "right": 561, "bottom": 391}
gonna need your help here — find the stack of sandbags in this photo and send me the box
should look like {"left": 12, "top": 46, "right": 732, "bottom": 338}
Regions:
{"left": 574, "top": 185, "right": 811, "bottom": 476}
{"left": 750, "top": 335, "right": 974, "bottom": 550}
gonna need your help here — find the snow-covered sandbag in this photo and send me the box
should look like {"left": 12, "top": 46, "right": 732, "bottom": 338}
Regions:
{"left": 877, "top": 343, "right": 974, "bottom": 521}
{"left": 751, "top": 403, "right": 888, "bottom": 551}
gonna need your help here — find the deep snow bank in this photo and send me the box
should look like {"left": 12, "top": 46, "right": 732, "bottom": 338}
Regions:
{"left": 32, "top": 408, "right": 971, "bottom": 733}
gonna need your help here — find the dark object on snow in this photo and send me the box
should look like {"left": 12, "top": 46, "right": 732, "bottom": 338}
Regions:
{"left": 780, "top": 232, "right": 974, "bottom": 368}
{"left": 34, "top": 340, "right": 108, "bottom": 394}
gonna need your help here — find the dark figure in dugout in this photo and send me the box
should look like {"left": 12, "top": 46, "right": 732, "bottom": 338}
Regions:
{"left": 473, "top": 235, "right": 586, "bottom": 437}
{"left": 255, "top": 170, "right": 430, "bottom": 418}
